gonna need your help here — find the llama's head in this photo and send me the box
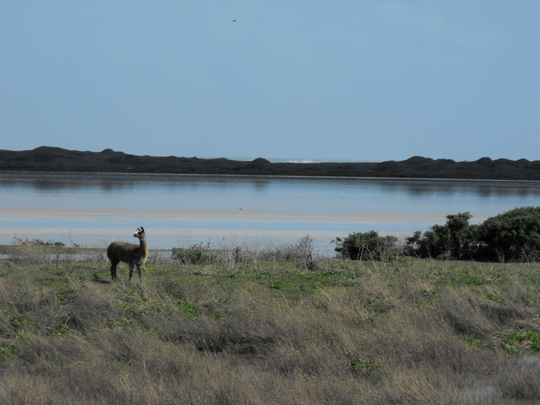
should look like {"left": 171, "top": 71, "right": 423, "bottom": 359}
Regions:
{"left": 134, "top": 227, "right": 145, "bottom": 240}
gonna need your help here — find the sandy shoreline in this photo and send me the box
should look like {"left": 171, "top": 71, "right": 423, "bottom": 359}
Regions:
{"left": 1, "top": 204, "right": 485, "bottom": 251}
{"left": 0, "top": 226, "right": 416, "bottom": 253}
{"left": 1, "top": 205, "right": 461, "bottom": 223}
{"left": 1, "top": 203, "right": 462, "bottom": 250}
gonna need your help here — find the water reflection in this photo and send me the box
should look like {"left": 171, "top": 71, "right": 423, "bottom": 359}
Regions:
{"left": 2, "top": 173, "right": 540, "bottom": 199}
{"left": 398, "top": 180, "right": 540, "bottom": 198}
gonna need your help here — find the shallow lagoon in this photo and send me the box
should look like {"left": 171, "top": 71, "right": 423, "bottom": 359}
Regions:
{"left": 1, "top": 172, "right": 539, "bottom": 252}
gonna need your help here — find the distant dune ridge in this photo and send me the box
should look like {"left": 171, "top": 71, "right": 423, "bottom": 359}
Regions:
{"left": 1, "top": 146, "right": 539, "bottom": 180}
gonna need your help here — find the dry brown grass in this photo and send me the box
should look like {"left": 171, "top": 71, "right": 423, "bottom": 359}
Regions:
{"left": 0, "top": 253, "right": 539, "bottom": 404}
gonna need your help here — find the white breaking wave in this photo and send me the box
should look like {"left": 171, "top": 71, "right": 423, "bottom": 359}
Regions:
{"left": 200, "top": 156, "right": 382, "bottom": 163}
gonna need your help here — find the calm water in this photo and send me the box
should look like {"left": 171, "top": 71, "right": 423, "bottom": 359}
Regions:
{"left": 1, "top": 172, "right": 539, "bottom": 253}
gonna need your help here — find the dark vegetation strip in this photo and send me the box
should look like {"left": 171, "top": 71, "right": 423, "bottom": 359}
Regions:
{"left": 2, "top": 146, "right": 540, "bottom": 180}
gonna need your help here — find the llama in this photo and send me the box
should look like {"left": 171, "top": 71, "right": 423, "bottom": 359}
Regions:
{"left": 107, "top": 227, "right": 149, "bottom": 281}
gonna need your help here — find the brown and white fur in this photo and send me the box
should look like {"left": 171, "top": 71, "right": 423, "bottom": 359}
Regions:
{"left": 107, "top": 227, "right": 149, "bottom": 281}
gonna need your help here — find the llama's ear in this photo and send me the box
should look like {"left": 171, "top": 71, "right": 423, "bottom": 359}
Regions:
{"left": 140, "top": 226, "right": 145, "bottom": 233}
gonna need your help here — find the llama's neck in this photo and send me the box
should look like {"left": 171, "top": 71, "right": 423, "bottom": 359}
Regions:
{"left": 139, "top": 236, "right": 149, "bottom": 259}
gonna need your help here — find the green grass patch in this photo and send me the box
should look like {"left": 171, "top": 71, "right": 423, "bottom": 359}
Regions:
{"left": 346, "top": 357, "right": 381, "bottom": 377}
{"left": 462, "top": 335, "right": 495, "bottom": 349}
{"left": 177, "top": 300, "right": 203, "bottom": 318}
{"left": 503, "top": 330, "right": 540, "bottom": 353}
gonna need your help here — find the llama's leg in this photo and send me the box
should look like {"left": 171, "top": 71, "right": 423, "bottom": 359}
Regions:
{"left": 110, "top": 262, "right": 118, "bottom": 281}
{"left": 137, "top": 264, "right": 142, "bottom": 280}
{"left": 128, "top": 265, "right": 134, "bottom": 281}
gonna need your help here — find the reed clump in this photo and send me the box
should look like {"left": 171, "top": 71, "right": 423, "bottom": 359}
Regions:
{"left": 0, "top": 248, "right": 539, "bottom": 404}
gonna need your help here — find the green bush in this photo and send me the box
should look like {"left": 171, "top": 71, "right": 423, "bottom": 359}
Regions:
{"left": 406, "top": 207, "right": 540, "bottom": 262}
{"left": 476, "top": 206, "right": 540, "bottom": 261}
{"left": 334, "top": 231, "right": 399, "bottom": 261}
{"left": 405, "top": 212, "right": 479, "bottom": 260}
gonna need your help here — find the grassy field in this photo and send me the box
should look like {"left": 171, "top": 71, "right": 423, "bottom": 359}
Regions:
{"left": 0, "top": 243, "right": 539, "bottom": 404}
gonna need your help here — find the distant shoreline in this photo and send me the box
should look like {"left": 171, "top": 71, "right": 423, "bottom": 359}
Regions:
{"left": 1, "top": 146, "right": 539, "bottom": 181}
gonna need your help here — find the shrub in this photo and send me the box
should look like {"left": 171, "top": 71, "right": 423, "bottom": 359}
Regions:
{"left": 476, "top": 206, "right": 540, "bottom": 261}
{"left": 172, "top": 243, "right": 216, "bottom": 265}
{"left": 256, "top": 235, "right": 316, "bottom": 264}
{"left": 405, "top": 212, "right": 479, "bottom": 260}
{"left": 406, "top": 207, "right": 540, "bottom": 262}
{"left": 291, "top": 235, "right": 315, "bottom": 263}
{"left": 334, "top": 231, "right": 399, "bottom": 261}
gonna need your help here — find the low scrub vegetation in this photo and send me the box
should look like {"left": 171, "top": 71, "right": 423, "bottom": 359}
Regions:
{"left": 0, "top": 242, "right": 539, "bottom": 404}
{"left": 337, "top": 206, "right": 540, "bottom": 263}
{"left": 334, "top": 231, "right": 399, "bottom": 261}
{"left": 172, "top": 236, "right": 316, "bottom": 270}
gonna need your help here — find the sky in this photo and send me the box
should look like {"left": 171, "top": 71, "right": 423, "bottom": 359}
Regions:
{"left": 1, "top": 1, "right": 539, "bottom": 162}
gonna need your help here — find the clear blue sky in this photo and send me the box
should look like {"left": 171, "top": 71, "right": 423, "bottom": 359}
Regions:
{"left": 1, "top": 1, "right": 539, "bottom": 162}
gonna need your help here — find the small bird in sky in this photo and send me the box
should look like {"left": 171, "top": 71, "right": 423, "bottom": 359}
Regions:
{"left": 232, "top": 19, "right": 236, "bottom": 22}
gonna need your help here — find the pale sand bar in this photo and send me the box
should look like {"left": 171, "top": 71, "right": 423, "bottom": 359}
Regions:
{"left": 1, "top": 205, "right": 489, "bottom": 250}
{"left": 1, "top": 205, "right": 469, "bottom": 223}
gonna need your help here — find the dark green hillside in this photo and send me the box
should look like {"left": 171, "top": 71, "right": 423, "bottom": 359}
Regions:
{"left": 1, "top": 147, "right": 540, "bottom": 179}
